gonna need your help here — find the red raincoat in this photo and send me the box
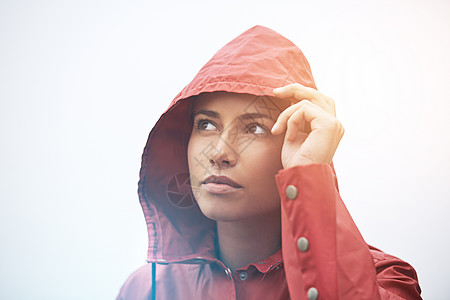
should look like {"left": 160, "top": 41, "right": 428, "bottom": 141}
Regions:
{"left": 117, "top": 26, "right": 421, "bottom": 300}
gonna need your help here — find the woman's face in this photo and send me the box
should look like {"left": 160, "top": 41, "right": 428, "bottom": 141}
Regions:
{"left": 187, "top": 92, "right": 289, "bottom": 222}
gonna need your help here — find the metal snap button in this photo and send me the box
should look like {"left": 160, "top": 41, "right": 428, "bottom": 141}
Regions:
{"left": 307, "top": 287, "right": 318, "bottom": 300}
{"left": 297, "top": 237, "right": 309, "bottom": 252}
{"left": 239, "top": 271, "right": 248, "bottom": 281}
{"left": 286, "top": 185, "right": 298, "bottom": 200}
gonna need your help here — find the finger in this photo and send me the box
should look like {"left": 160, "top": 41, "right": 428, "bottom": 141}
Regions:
{"left": 271, "top": 101, "right": 305, "bottom": 135}
{"left": 273, "top": 83, "right": 319, "bottom": 101}
{"left": 285, "top": 108, "right": 307, "bottom": 141}
{"left": 272, "top": 100, "right": 321, "bottom": 136}
{"left": 273, "top": 83, "right": 336, "bottom": 116}
{"left": 284, "top": 102, "right": 327, "bottom": 141}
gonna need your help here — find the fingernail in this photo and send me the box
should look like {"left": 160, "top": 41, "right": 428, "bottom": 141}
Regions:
{"left": 271, "top": 124, "right": 278, "bottom": 134}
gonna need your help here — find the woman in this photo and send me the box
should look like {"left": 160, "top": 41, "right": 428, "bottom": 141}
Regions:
{"left": 117, "top": 25, "right": 421, "bottom": 299}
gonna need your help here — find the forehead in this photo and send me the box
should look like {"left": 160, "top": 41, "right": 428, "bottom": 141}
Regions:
{"left": 194, "top": 92, "right": 288, "bottom": 117}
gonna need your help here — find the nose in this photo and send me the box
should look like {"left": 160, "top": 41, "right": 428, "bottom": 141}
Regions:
{"left": 209, "top": 133, "right": 237, "bottom": 168}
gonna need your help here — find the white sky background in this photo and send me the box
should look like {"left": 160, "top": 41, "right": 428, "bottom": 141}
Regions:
{"left": 1, "top": 0, "right": 449, "bottom": 299}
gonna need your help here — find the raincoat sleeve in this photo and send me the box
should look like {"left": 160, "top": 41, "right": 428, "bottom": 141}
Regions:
{"left": 275, "top": 164, "right": 421, "bottom": 300}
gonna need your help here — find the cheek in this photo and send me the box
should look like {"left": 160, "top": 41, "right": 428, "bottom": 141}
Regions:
{"left": 245, "top": 139, "right": 284, "bottom": 181}
{"left": 187, "top": 138, "right": 197, "bottom": 176}
{"left": 187, "top": 136, "right": 207, "bottom": 184}
{"left": 187, "top": 137, "right": 194, "bottom": 168}
{"left": 241, "top": 144, "right": 283, "bottom": 211}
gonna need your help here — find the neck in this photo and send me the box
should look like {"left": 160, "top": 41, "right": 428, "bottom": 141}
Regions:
{"left": 216, "top": 210, "right": 281, "bottom": 271}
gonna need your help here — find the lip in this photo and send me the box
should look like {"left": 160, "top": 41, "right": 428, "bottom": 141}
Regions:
{"left": 201, "top": 175, "right": 243, "bottom": 194}
{"left": 202, "top": 175, "right": 242, "bottom": 187}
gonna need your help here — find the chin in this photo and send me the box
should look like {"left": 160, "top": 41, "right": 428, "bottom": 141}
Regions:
{"left": 195, "top": 194, "right": 248, "bottom": 222}
{"left": 197, "top": 196, "right": 278, "bottom": 224}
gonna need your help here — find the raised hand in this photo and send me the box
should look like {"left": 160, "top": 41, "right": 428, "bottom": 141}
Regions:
{"left": 271, "top": 83, "right": 344, "bottom": 169}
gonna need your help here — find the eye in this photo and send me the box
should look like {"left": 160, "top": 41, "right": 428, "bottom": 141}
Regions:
{"left": 246, "top": 124, "right": 267, "bottom": 135}
{"left": 195, "top": 119, "right": 217, "bottom": 131}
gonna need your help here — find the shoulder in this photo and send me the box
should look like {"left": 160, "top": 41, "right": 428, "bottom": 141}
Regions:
{"left": 369, "top": 245, "right": 422, "bottom": 299}
{"left": 369, "top": 245, "right": 418, "bottom": 276}
{"left": 116, "top": 264, "right": 153, "bottom": 300}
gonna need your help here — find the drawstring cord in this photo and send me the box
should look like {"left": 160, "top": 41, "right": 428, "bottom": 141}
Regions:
{"left": 151, "top": 263, "right": 156, "bottom": 300}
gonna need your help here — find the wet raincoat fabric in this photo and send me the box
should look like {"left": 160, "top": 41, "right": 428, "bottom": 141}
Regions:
{"left": 117, "top": 26, "right": 421, "bottom": 299}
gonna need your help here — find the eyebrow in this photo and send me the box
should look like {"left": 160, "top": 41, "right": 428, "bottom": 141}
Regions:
{"left": 193, "top": 110, "right": 220, "bottom": 118}
{"left": 193, "top": 110, "right": 273, "bottom": 121}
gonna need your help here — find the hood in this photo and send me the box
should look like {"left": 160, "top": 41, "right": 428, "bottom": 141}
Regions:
{"left": 139, "top": 25, "right": 318, "bottom": 263}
